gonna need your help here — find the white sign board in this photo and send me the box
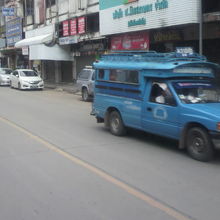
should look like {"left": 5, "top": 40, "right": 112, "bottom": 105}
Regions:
{"left": 2, "top": 7, "right": 15, "bottom": 16}
{"left": 59, "top": 36, "right": 78, "bottom": 45}
{"left": 22, "top": 47, "right": 29, "bottom": 55}
{"left": 99, "top": 0, "right": 200, "bottom": 35}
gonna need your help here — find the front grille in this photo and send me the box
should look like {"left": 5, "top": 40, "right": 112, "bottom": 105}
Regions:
{"left": 30, "top": 81, "right": 41, "bottom": 84}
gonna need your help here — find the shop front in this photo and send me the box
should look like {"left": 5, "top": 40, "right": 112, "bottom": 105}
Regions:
{"left": 58, "top": 14, "right": 107, "bottom": 80}
{"left": 99, "top": 0, "right": 201, "bottom": 53}
{"left": 73, "top": 39, "right": 107, "bottom": 77}
{"left": 150, "top": 28, "right": 184, "bottom": 52}
{"left": 15, "top": 24, "right": 73, "bottom": 83}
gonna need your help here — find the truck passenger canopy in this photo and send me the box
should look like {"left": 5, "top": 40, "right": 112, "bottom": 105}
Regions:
{"left": 94, "top": 51, "right": 219, "bottom": 79}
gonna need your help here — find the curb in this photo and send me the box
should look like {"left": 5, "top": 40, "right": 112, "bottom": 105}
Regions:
{"left": 44, "top": 84, "right": 80, "bottom": 95}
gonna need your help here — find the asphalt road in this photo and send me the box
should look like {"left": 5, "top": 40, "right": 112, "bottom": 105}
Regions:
{"left": 0, "top": 86, "right": 220, "bottom": 220}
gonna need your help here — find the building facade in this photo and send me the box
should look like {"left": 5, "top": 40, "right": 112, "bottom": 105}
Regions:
{"left": 17, "top": 0, "right": 105, "bottom": 83}
{"left": 99, "top": 0, "right": 220, "bottom": 63}
{"left": 0, "top": 0, "right": 219, "bottom": 83}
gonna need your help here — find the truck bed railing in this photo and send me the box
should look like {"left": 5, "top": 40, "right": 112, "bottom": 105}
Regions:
{"left": 102, "top": 51, "right": 207, "bottom": 63}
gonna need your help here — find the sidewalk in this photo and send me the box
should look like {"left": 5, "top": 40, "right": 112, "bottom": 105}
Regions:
{"left": 44, "top": 82, "right": 80, "bottom": 95}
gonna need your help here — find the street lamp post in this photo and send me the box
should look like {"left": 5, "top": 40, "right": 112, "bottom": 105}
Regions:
{"left": 199, "top": 0, "right": 203, "bottom": 55}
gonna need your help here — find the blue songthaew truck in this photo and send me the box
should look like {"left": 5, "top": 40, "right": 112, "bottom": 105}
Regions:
{"left": 91, "top": 50, "right": 220, "bottom": 162}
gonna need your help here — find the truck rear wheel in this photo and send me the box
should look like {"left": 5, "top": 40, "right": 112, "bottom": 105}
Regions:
{"left": 109, "top": 111, "right": 126, "bottom": 136}
{"left": 186, "top": 127, "right": 214, "bottom": 162}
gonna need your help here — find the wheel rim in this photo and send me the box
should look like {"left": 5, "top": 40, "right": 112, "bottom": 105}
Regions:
{"left": 190, "top": 133, "right": 205, "bottom": 153}
{"left": 111, "top": 115, "right": 120, "bottom": 132}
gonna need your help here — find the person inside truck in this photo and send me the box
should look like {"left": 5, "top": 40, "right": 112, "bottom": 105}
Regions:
{"left": 155, "top": 87, "right": 167, "bottom": 104}
{"left": 150, "top": 83, "right": 166, "bottom": 104}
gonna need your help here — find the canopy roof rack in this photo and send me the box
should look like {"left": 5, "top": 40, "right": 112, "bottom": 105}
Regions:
{"left": 102, "top": 51, "right": 207, "bottom": 63}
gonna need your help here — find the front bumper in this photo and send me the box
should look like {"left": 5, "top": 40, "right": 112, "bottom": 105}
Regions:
{"left": 0, "top": 79, "right": 10, "bottom": 85}
{"left": 21, "top": 83, "right": 44, "bottom": 89}
{"left": 210, "top": 131, "right": 220, "bottom": 149}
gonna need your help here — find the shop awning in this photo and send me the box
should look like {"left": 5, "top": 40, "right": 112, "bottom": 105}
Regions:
{"left": 15, "top": 33, "right": 53, "bottom": 48}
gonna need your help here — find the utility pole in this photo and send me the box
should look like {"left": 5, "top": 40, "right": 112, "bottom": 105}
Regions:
{"left": 199, "top": 0, "right": 203, "bottom": 55}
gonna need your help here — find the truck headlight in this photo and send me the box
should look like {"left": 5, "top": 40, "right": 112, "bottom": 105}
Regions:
{"left": 217, "top": 122, "right": 220, "bottom": 131}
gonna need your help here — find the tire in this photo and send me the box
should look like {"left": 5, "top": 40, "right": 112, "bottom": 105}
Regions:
{"left": 82, "top": 88, "right": 89, "bottom": 101}
{"left": 109, "top": 111, "right": 126, "bottom": 136}
{"left": 10, "top": 81, "right": 13, "bottom": 88}
{"left": 18, "top": 82, "right": 21, "bottom": 90}
{"left": 186, "top": 127, "right": 214, "bottom": 162}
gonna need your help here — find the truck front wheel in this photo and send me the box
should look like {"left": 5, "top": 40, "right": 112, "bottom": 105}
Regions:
{"left": 109, "top": 111, "right": 126, "bottom": 136}
{"left": 186, "top": 127, "right": 214, "bottom": 162}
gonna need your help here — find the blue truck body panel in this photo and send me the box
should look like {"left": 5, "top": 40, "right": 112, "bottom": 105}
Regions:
{"left": 92, "top": 52, "right": 220, "bottom": 159}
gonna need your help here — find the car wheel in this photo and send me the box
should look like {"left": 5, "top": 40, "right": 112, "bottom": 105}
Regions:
{"left": 186, "top": 127, "right": 214, "bottom": 162}
{"left": 10, "top": 81, "right": 13, "bottom": 88}
{"left": 109, "top": 111, "right": 126, "bottom": 136}
{"left": 82, "top": 88, "right": 89, "bottom": 101}
{"left": 18, "top": 82, "right": 21, "bottom": 90}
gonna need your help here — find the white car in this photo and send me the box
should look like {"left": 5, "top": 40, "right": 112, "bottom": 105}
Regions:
{"left": 0, "top": 68, "right": 13, "bottom": 86}
{"left": 10, "top": 69, "right": 44, "bottom": 90}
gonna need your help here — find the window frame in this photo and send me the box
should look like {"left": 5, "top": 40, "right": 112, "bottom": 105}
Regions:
{"left": 149, "top": 81, "right": 177, "bottom": 106}
{"left": 109, "top": 69, "right": 139, "bottom": 85}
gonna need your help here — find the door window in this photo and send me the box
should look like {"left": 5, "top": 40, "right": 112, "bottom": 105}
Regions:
{"left": 150, "top": 82, "right": 176, "bottom": 106}
{"left": 13, "top": 71, "right": 18, "bottom": 76}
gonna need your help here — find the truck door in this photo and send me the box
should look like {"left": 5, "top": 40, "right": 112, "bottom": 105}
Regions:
{"left": 142, "top": 81, "right": 181, "bottom": 139}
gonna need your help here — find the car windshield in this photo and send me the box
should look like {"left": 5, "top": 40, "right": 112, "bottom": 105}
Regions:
{"left": 173, "top": 81, "right": 220, "bottom": 104}
{"left": 0, "top": 69, "right": 12, "bottom": 75}
{"left": 20, "top": 70, "right": 38, "bottom": 77}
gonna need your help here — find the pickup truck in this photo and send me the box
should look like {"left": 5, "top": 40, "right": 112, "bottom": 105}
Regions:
{"left": 91, "top": 51, "right": 220, "bottom": 162}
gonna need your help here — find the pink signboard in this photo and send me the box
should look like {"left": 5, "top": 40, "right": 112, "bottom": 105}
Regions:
{"left": 78, "top": 17, "right": 86, "bottom": 34}
{"left": 111, "top": 32, "right": 149, "bottom": 51}
{"left": 63, "top": 20, "right": 69, "bottom": 37}
{"left": 70, "top": 18, "right": 77, "bottom": 35}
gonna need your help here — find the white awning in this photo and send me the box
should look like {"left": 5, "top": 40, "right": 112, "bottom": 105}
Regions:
{"left": 15, "top": 33, "right": 53, "bottom": 48}
{"left": 29, "top": 44, "right": 73, "bottom": 61}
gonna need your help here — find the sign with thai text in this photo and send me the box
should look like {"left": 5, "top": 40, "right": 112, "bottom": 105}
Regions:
{"left": 78, "top": 17, "right": 86, "bottom": 34}
{"left": 59, "top": 36, "right": 78, "bottom": 45}
{"left": 70, "top": 19, "right": 77, "bottom": 35}
{"left": 111, "top": 32, "right": 149, "bottom": 50}
{"left": 99, "top": 0, "right": 200, "bottom": 36}
{"left": 176, "top": 47, "right": 194, "bottom": 57}
{"left": 2, "top": 7, "right": 15, "bottom": 16}
{"left": 22, "top": 47, "right": 29, "bottom": 55}
{"left": 152, "top": 30, "right": 182, "bottom": 42}
{"left": 5, "top": 0, "right": 17, "bottom": 22}
{"left": 6, "top": 17, "right": 22, "bottom": 46}
{"left": 63, "top": 20, "right": 69, "bottom": 37}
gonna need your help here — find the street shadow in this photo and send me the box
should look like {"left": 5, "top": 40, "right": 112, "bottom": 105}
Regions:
{"left": 127, "top": 128, "right": 181, "bottom": 151}
{"left": 13, "top": 88, "right": 44, "bottom": 92}
{"left": 95, "top": 125, "right": 220, "bottom": 163}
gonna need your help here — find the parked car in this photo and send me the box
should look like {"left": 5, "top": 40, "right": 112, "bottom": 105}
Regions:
{"left": 76, "top": 66, "right": 95, "bottom": 101}
{"left": 0, "top": 68, "right": 13, "bottom": 86}
{"left": 10, "top": 69, "right": 44, "bottom": 90}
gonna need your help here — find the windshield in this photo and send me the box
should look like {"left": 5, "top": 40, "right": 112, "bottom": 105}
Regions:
{"left": 20, "top": 71, "right": 38, "bottom": 77}
{"left": 0, "top": 69, "right": 12, "bottom": 75}
{"left": 173, "top": 81, "right": 220, "bottom": 104}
